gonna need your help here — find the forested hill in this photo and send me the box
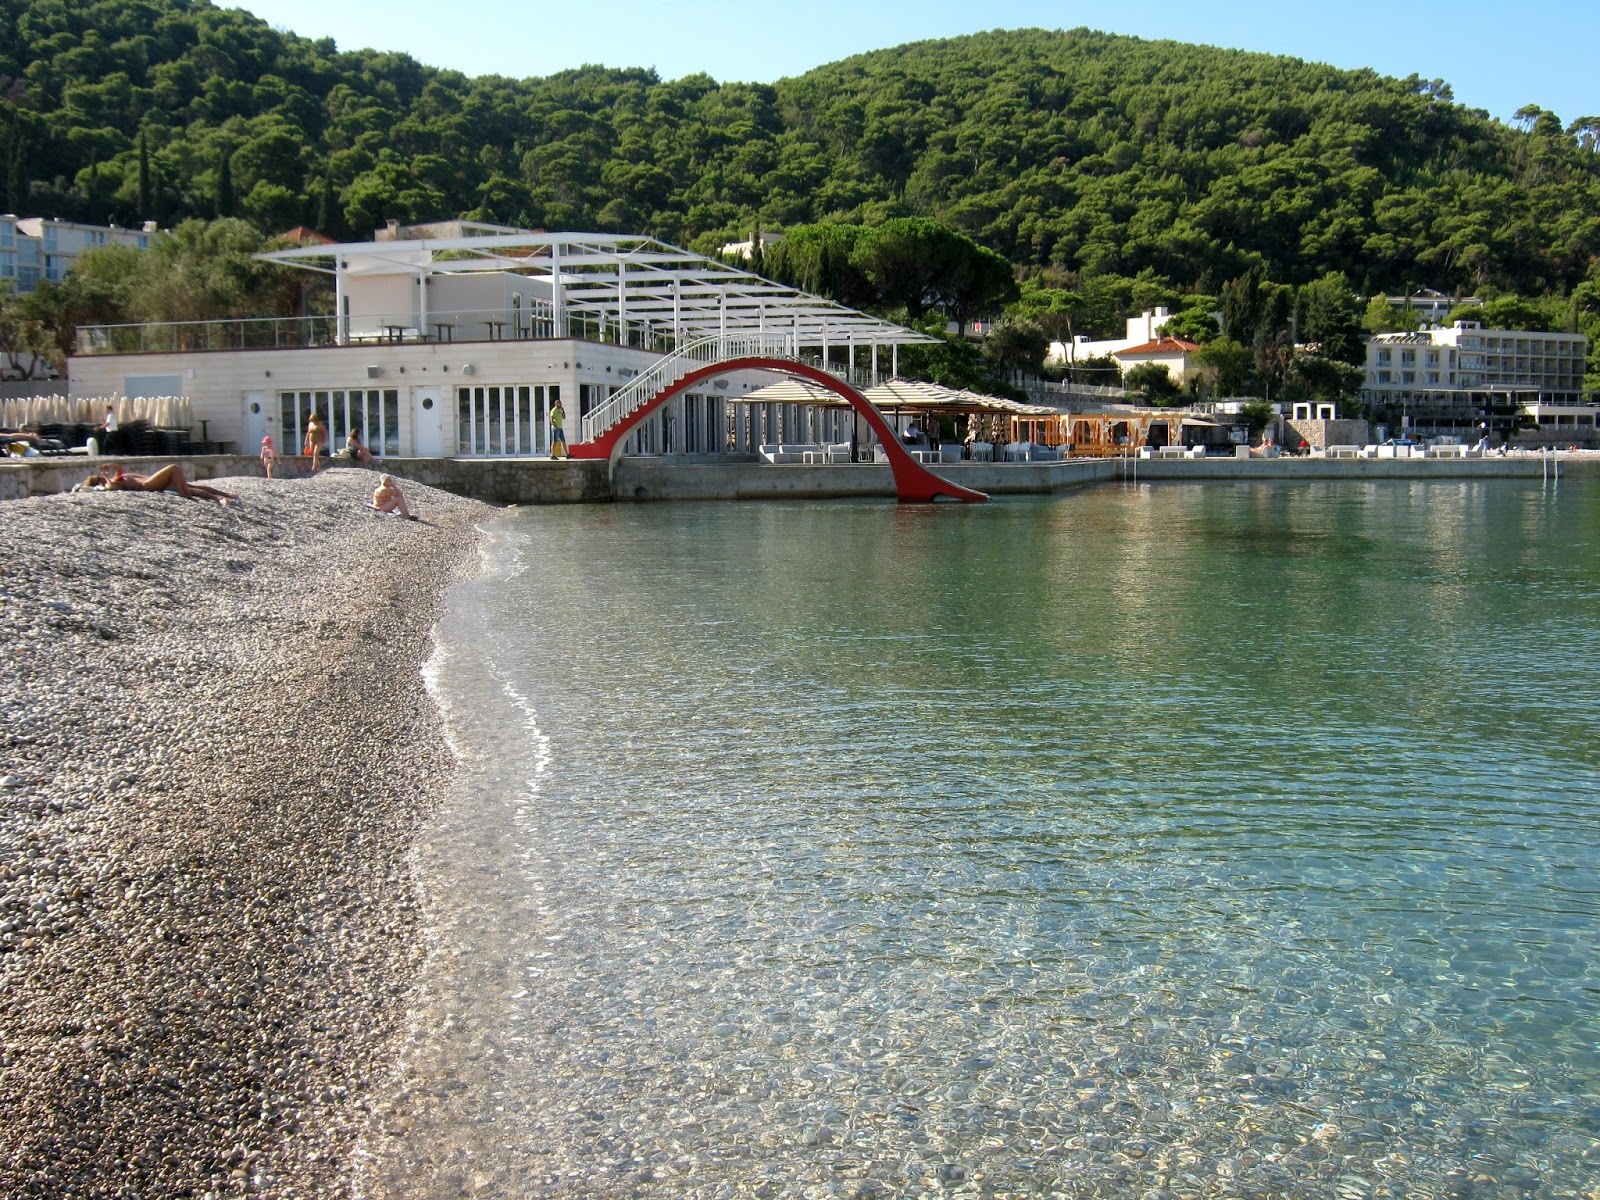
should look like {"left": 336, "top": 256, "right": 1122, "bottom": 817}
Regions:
{"left": 3, "top": 0, "right": 1599, "bottom": 297}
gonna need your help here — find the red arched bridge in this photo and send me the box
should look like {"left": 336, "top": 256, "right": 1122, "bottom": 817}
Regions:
{"left": 568, "top": 333, "right": 987, "bottom": 504}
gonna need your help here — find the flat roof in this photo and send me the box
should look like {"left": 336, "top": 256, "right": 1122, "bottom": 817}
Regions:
{"left": 257, "top": 231, "right": 936, "bottom": 347}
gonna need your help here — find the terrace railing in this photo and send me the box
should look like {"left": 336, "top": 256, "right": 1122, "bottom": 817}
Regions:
{"left": 74, "top": 307, "right": 685, "bottom": 357}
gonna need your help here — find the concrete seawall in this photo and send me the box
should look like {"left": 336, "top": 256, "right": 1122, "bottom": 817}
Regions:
{"left": 2, "top": 452, "right": 1589, "bottom": 504}
{"left": 1118, "top": 455, "right": 1579, "bottom": 481}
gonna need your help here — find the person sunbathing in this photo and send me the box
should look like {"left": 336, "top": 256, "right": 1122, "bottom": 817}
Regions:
{"left": 368, "top": 474, "right": 416, "bottom": 519}
{"left": 86, "top": 463, "right": 236, "bottom": 505}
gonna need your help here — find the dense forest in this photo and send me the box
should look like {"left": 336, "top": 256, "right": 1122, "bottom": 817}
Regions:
{"left": 4, "top": 0, "right": 1600, "bottom": 298}
{"left": 4, "top": 0, "right": 1600, "bottom": 401}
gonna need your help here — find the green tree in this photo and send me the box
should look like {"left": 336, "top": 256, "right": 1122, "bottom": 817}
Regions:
{"left": 215, "top": 147, "right": 235, "bottom": 219}
{"left": 761, "top": 223, "right": 875, "bottom": 310}
{"left": 1362, "top": 294, "right": 1420, "bottom": 333}
{"left": 1159, "top": 307, "right": 1218, "bottom": 343}
{"left": 1446, "top": 295, "right": 1551, "bottom": 331}
{"left": 1191, "top": 337, "right": 1252, "bottom": 397}
{"left": 1008, "top": 286, "right": 1084, "bottom": 344}
{"left": 981, "top": 318, "right": 1047, "bottom": 373}
{"left": 126, "top": 219, "right": 294, "bottom": 323}
{"left": 1298, "top": 272, "right": 1364, "bottom": 364}
{"left": 137, "top": 128, "right": 151, "bottom": 221}
{"left": 1123, "top": 361, "right": 1181, "bottom": 404}
{"left": 851, "top": 217, "right": 1015, "bottom": 328}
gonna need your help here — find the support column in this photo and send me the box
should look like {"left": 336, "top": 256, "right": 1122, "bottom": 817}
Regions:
{"left": 335, "top": 257, "right": 347, "bottom": 345}
{"left": 617, "top": 258, "right": 627, "bottom": 348}
{"left": 550, "top": 242, "right": 564, "bottom": 339}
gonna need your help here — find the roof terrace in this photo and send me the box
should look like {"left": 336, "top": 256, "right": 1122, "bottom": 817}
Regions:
{"left": 74, "top": 231, "right": 937, "bottom": 359}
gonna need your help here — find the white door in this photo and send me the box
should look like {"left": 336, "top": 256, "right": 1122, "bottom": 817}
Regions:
{"left": 413, "top": 387, "right": 446, "bottom": 457}
{"left": 243, "top": 391, "right": 269, "bottom": 454}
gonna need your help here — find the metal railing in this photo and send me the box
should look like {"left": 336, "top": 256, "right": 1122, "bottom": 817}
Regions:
{"left": 581, "top": 332, "right": 795, "bottom": 442}
{"left": 75, "top": 306, "right": 685, "bottom": 357}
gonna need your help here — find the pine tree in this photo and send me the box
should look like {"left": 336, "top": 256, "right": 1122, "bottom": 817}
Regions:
{"left": 315, "top": 165, "right": 338, "bottom": 238}
{"left": 215, "top": 148, "right": 234, "bottom": 219}
{"left": 138, "top": 129, "right": 151, "bottom": 220}
{"left": 6, "top": 122, "right": 24, "bottom": 214}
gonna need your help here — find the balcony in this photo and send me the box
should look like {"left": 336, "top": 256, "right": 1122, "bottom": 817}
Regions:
{"left": 75, "top": 305, "right": 683, "bottom": 357}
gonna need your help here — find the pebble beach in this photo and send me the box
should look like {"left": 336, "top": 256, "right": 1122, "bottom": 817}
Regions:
{"left": 0, "top": 468, "right": 492, "bottom": 1198}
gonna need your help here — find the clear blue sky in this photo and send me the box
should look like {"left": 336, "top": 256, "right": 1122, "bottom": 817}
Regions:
{"left": 233, "top": 0, "right": 1595, "bottom": 128}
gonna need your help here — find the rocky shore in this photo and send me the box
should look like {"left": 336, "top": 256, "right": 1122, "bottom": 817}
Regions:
{"left": 0, "top": 469, "right": 494, "bottom": 1198}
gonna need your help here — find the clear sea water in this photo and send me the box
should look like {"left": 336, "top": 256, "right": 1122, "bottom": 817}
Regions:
{"left": 357, "top": 478, "right": 1600, "bottom": 1200}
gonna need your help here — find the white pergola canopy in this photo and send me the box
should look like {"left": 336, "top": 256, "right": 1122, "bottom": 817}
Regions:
{"left": 257, "top": 231, "right": 936, "bottom": 348}
{"left": 741, "top": 376, "right": 1060, "bottom": 414}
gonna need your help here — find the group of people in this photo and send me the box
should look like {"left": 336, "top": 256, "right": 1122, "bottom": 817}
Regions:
{"left": 259, "top": 411, "right": 374, "bottom": 479}
{"left": 77, "top": 405, "right": 422, "bottom": 516}
{"left": 80, "top": 459, "right": 416, "bottom": 518}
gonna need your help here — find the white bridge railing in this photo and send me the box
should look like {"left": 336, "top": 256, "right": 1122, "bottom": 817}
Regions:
{"left": 581, "top": 332, "right": 796, "bottom": 442}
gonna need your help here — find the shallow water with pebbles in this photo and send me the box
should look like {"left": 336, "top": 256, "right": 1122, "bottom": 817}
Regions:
{"left": 359, "top": 479, "right": 1600, "bottom": 1199}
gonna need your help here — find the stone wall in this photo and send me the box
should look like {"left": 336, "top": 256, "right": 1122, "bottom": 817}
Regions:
{"left": 1285, "top": 417, "right": 1372, "bottom": 450}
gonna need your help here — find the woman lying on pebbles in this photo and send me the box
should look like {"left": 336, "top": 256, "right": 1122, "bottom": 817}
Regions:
{"left": 82, "top": 462, "right": 237, "bottom": 505}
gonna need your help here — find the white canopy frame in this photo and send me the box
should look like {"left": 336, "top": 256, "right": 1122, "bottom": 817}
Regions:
{"left": 257, "top": 231, "right": 936, "bottom": 356}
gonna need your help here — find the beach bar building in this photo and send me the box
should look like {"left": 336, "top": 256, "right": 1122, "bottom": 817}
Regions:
{"left": 66, "top": 228, "right": 937, "bottom": 460}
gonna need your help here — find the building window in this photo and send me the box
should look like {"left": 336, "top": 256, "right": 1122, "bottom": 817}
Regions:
{"left": 1377, "top": 370, "right": 1392, "bottom": 384}
{"left": 281, "top": 389, "right": 399, "bottom": 455}
{"left": 1426, "top": 372, "right": 1440, "bottom": 384}
{"left": 1401, "top": 371, "right": 1415, "bottom": 384}
{"left": 456, "top": 384, "right": 553, "bottom": 455}
{"left": 1377, "top": 349, "right": 1391, "bottom": 365}
{"left": 1400, "top": 349, "right": 1416, "bottom": 365}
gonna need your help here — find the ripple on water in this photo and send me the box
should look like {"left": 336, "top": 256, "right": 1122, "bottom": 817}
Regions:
{"left": 362, "top": 482, "right": 1600, "bottom": 1199}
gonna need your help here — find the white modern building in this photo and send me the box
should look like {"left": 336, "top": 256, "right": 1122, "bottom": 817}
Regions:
{"left": 1361, "top": 320, "right": 1590, "bottom": 438}
{"left": 4, "top": 217, "right": 157, "bottom": 292}
{"left": 1046, "top": 307, "right": 1174, "bottom": 365}
{"left": 66, "top": 229, "right": 935, "bottom": 458}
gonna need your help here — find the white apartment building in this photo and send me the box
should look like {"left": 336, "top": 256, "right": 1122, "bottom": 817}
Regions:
{"left": 1361, "top": 321, "right": 1591, "bottom": 439}
{"left": 6, "top": 217, "right": 157, "bottom": 292}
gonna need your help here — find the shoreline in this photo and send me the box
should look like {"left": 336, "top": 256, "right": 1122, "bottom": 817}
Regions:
{"left": 6, "top": 448, "right": 1599, "bottom": 507}
{"left": 0, "top": 469, "right": 494, "bottom": 1198}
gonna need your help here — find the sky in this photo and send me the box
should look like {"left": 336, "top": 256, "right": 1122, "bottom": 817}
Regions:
{"left": 232, "top": 0, "right": 1596, "bottom": 129}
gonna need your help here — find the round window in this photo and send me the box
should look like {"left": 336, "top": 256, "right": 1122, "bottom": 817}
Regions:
{"left": 422, "top": 397, "right": 434, "bottom": 410}
{"left": 249, "top": 401, "right": 261, "bottom": 414}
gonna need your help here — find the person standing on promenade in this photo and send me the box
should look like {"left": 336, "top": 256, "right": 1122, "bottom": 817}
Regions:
{"left": 260, "top": 434, "right": 278, "bottom": 478}
{"left": 549, "top": 396, "right": 568, "bottom": 458}
{"left": 304, "top": 410, "right": 328, "bottom": 472}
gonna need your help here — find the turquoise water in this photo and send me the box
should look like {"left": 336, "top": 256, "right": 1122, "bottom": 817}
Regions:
{"left": 363, "top": 479, "right": 1600, "bottom": 1199}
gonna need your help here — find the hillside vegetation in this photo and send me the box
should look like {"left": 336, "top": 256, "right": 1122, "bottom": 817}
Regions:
{"left": 4, "top": 1, "right": 1600, "bottom": 301}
